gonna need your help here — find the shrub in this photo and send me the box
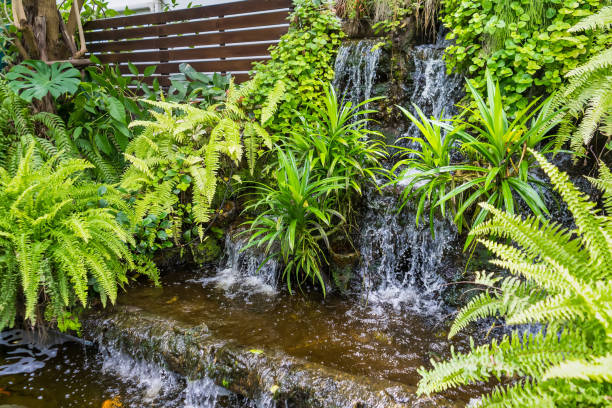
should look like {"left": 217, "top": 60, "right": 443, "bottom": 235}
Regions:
{"left": 441, "top": 0, "right": 611, "bottom": 117}
{"left": 0, "top": 144, "right": 158, "bottom": 331}
{"left": 417, "top": 150, "right": 612, "bottom": 407}
{"left": 246, "top": 0, "right": 344, "bottom": 133}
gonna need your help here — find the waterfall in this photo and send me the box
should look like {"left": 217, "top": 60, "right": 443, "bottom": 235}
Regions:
{"left": 333, "top": 39, "right": 382, "bottom": 108}
{"left": 198, "top": 234, "right": 279, "bottom": 298}
{"left": 355, "top": 37, "right": 463, "bottom": 314}
{"left": 356, "top": 192, "right": 458, "bottom": 313}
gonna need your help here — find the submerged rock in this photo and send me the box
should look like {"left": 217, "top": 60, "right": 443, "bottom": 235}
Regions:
{"left": 82, "top": 305, "right": 421, "bottom": 408}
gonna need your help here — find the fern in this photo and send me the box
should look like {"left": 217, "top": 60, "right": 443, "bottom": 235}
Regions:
{"left": 0, "top": 143, "right": 158, "bottom": 331}
{"left": 553, "top": 7, "right": 612, "bottom": 158}
{"left": 418, "top": 151, "right": 612, "bottom": 407}
{"left": 122, "top": 79, "right": 284, "bottom": 235}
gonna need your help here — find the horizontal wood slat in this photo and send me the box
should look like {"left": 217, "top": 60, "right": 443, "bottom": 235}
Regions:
{"left": 118, "top": 58, "right": 267, "bottom": 75}
{"left": 85, "top": 0, "right": 291, "bottom": 85}
{"left": 95, "top": 42, "right": 275, "bottom": 64}
{"left": 132, "top": 72, "right": 251, "bottom": 87}
{"left": 88, "top": 26, "right": 287, "bottom": 53}
{"left": 85, "top": 10, "right": 288, "bottom": 42}
{"left": 84, "top": 0, "right": 292, "bottom": 30}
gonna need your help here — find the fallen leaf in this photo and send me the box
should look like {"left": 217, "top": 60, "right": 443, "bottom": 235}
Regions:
{"left": 166, "top": 296, "right": 178, "bottom": 304}
{"left": 0, "top": 387, "right": 11, "bottom": 396}
{"left": 102, "top": 396, "right": 122, "bottom": 408}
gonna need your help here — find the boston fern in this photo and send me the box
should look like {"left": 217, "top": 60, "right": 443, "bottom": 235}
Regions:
{"left": 418, "top": 150, "right": 612, "bottom": 407}
{"left": 0, "top": 144, "right": 158, "bottom": 331}
{"left": 122, "top": 79, "right": 284, "bottom": 238}
{"left": 553, "top": 6, "right": 612, "bottom": 158}
{"left": 0, "top": 79, "right": 78, "bottom": 173}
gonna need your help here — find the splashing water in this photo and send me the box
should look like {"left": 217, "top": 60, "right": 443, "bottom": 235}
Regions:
{"left": 333, "top": 39, "right": 382, "bottom": 109}
{"left": 197, "top": 234, "right": 279, "bottom": 298}
{"left": 355, "top": 39, "right": 463, "bottom": 315}
{"left": 356, "top": 193, "right": 458, "bottom": 314}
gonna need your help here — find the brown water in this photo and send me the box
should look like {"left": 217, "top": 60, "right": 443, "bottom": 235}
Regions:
{"left": 0, "top": 271, "right": 481, "bottom": 407}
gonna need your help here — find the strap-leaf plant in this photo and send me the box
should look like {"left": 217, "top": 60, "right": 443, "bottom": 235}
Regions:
{"left": 0, "top": 144, "right": 158, "bottom": 332}
{"left": 417, "top": 150, "right": 612, "bottom": 407}
{"left": 121, "top": 78, "right": 285, "bottom": 239}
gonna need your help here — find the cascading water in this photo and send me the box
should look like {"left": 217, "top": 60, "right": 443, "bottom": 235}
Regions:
{"left": 333, "top": 39, "right": 382, "bottom": 109}
{"left": 197, "top": 234, "right": 279, "bottom": 298}
{"left": 352, "top": 37, "right": 464, "bottom": 314}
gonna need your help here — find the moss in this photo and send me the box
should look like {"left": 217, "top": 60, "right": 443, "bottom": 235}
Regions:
{"left": 189, "top": 236, "right": 222, "bottom": 266}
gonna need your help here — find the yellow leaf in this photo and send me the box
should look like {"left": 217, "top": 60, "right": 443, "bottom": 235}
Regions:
{"left": 166, "top": 296, "right": 178, "bottom": 304}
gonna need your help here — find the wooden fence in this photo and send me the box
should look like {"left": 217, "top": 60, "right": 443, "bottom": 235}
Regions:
{"left": 84, "top": 0, "right": 293, "bottom": 85}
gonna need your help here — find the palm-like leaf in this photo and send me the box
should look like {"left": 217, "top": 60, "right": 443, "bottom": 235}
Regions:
{"left": 6, "top": 61, "right": 81, "bottom": 102}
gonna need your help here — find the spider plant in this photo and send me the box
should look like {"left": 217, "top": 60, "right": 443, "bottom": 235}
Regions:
{"left": 390, "top": 104, "right": 480, "bottom": 235}
{"left": 394, "top": 72, "right": 563, "bottom": 248}
{"left": 289, "top": 83, "right": 388, "bottom": 214}
{"left": 242, "top": 149, "right": 345, "bottom": 294}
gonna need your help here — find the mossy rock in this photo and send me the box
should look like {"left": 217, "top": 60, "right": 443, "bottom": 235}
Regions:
{"left": 189, "top": 236, "right": 223, "bottom": 266}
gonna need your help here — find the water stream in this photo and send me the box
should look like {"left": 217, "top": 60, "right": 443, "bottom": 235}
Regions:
{"left": 0, "top": 38, "right": 476, "bottom": 408}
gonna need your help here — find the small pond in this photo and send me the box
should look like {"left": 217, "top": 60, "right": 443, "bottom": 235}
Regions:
{"left": 0, "top": 270, "right": 482, "bottom": 407}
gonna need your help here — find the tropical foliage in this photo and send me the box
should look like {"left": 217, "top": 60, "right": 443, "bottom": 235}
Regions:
{"left": 441, "top": 0, "right": 611, "bottom": 117}
{"left": 0, "top": 144, "right": 158, "bottom": 331}
{"left": 0, "top": 80, "right": 77, "bottom": 172}
{"left": 247, "top": 0, "right": 344, "bottom": 133}
{"left": 418, "top": 151, "right": 612, "bottom": 407}
{"left": 553, "top": 6, "right": 612, "bottom": 158}
{"left": 6, "top": 60, "right": 81, "bottom": 102}
{"left": 242, "top": 149, "right": 344, "bottom": 294}
{"left": 394, "top": 73, "right": 561, "bottom": 245}
{"left": 289, "top": 84, "right": 387, "bottom": 214}
{"left": 121, "top": 79, "right": 285, "bottom": 239}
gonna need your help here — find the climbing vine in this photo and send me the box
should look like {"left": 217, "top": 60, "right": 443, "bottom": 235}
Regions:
{"left": 246, "top": 0, "right": 344, "bottom": 133}
{"left": 441, "top": 0, "right": 611, "bottom": 115}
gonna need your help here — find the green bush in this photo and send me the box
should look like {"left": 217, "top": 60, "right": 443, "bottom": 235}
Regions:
{"left": 394, "top": 73, "right": 562, "bottom": 247}
{"left": 417, "top": 150, "right": 612, "bottom": 407}
{"left": 441, "top": 0, "right": 611, "bottom": 117}
{"left": 246, "top": 0, "right": 344, "bottom": 133}
{"left": 121, "top": 79, "right": 284, "bottom": 240}
{"left": 243, "top": 149, "right": 345, "bottom": 294}
{"left": 0, "top": 144, "right": 158, "bottom": 332}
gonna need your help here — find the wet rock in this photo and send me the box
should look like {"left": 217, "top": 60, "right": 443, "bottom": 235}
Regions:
{"left": 189, "top": 236, "right": 223, "bottom": 266}
{"left": 82, "top": 305, "right": 419, "bottom": 408}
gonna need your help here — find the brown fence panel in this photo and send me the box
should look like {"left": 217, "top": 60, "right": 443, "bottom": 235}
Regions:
{"left": 85, "top": 0, "right": 292, "bottom": 84}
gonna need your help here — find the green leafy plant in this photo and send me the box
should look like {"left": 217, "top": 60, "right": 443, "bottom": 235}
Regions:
{"left": 0, "top": 144, "right": 158, "bottom": 331}
{"left": 395, "top": 73, "right": 562, "bottom": 246}
{"left": 246, "top": 0, "right": 344, "bottom": 133}
{"left": 418, "top": 150, "right": 612, "bottom": 407}
{"left": 121, "top": 79, "right": 284, "bottom": 239}
{"left": 167, "top": 63, "right": 230, "bottom": 106}
{"left": 441, "top": 0, "right": 611, "bottom": 117}
{"left": 553, "top": 6, "right": 612, "bottom": 159}
{"left": 391, "top": 104, "right": 461, "bottom": 234}
{"left": 289, "top": 83, "right": 387, "bottom": 214}
{"left": 6, "top": 60, "right": 81, "bottom": 102}
{"left": 0, "top": 79, "right": 77, "bottom": 173}
{"left": 62, "top": 63, "right": 158, "bottom": 183}
{"left": 242, "top": 149, "right": 345, "bottom": 294}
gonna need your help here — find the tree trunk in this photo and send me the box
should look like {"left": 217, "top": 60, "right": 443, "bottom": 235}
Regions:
{"left": 21, "top": 0, "right": 71, "bottom": 61}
